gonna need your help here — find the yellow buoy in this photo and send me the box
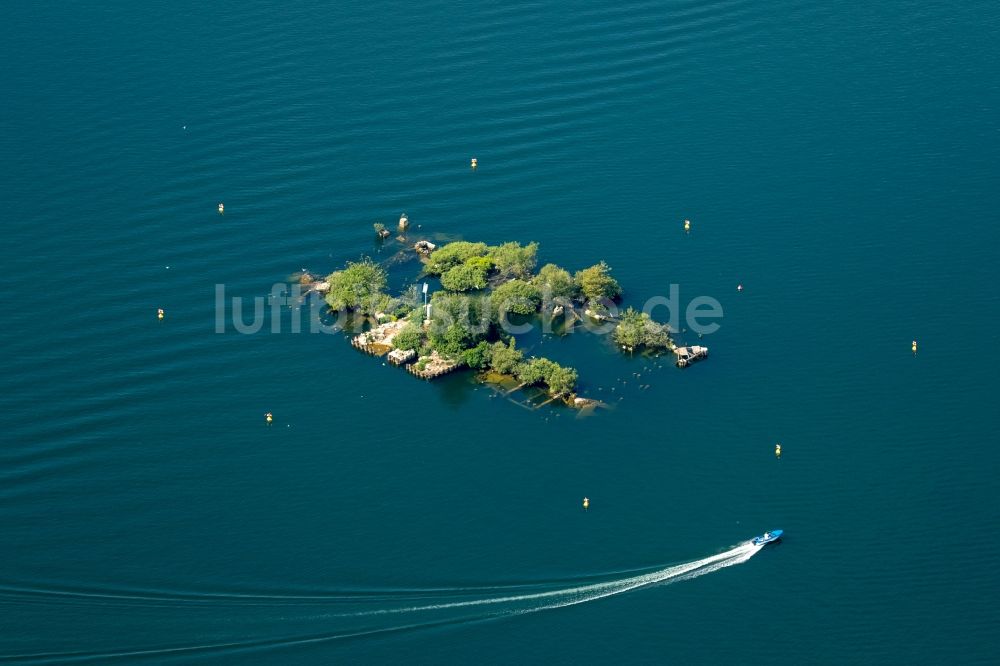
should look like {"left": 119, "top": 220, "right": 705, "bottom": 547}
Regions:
{"left": 911, "top": 340, "right": 917, "bottom": 353}
{"left": 218, "top": 203, "right": 224, "bottom": 214}
{"left": 684, "top": 219, "right": 691, "bottom": 232}
{"left": 265, "top": 412, "right": 273, "bottom": 424}
{"left": 582, "top": 497, "right": 590, "bottom": 510}
{"left": 470, "top": 157, "right": 478, "bottom": 169}
{"left": 157, "top": 308, "right": 164, "bottom": 320}
{"left": 775, "top": 443, "right": 782, "bottom": 457}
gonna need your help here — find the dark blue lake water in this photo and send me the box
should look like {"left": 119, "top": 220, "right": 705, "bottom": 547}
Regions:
{"left": 2, "top": 1, "right": 998, "bottom": 663}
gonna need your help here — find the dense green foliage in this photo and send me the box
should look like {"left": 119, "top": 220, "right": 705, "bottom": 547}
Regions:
{"left": 490, "top": 279, "right": 542, "bottom": 316}
{"left": 532, "top": 263, "right": 577, "bottom": 300}
{"left": 613, "top": 308, "right": 645, "bottom": 349}
{"left": 440, "top": 261, "right": 490, "bottom": 291}
{"left": 544, "top": 364, "right": 579, "bottom": 395}
{"left": 489, "top": 241, "right": 538, "bottom": 279}
{"left": 515, "top": 357, "right": 578, "bottom": 395}
{"left": 328, "top": 240, "right": 640, "bottom": 398}
{"left": 425, "top": 242, "right": 490, "bottom": 275}
{"left": 324, "top": 258, "right": 389, "bottom": 314}
{"left": 613, "top": 307, "right": 672, "bottom": 350}
{"left": 392, "top": 323, "right": 424, "bottom": 351}
{"left": 488, "top": 339, "right": 523, "bottom": 375}
{"left": 515, "top": 358, "right": 548, "bottom": 385}
{"left": 461, "top": 341, "right": 493, "bottom": 369}
{"left": 427, "top": 292, "right": 489, "bottom": 357}
{"left": 574, "top": 261, "right": 622, "bottom": 303}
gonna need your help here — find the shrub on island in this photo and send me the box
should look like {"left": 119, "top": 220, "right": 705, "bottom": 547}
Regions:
{"left": 515, "top": 357, "right": 578, "bottom": 396}
{"left": 613, "top": 307, "right": 672, "bottom": 351}
{"left": 392, "top": 323, "right": 424, "bottom": 352}
{"left": 488, "top": 339, "right": 523, "bottom": 375}
{"left": 532, "top": 263, "right": 577, "bottom": 300}
{"left": 574, "top": 261, "right": 622, "bottom": 303}
{"left": 488, "top": 241, "right": 538, "bottom": 279}
{"left": 324, "top": 258, "right": 389, "bottom": 314}
{"left": 427, "top": 292, "right": 490, "bottom": 357}
{"left": 462, "top": 341, "right": 493, "bottom": 370}
{"left": 425, "top": 242, "right": 490, "bottom": 275}
{"left": 490, "top": 279, "right": 542, "bottom": 316}
{"left": 440, "top": 259, "right": 490, "bottom": 292}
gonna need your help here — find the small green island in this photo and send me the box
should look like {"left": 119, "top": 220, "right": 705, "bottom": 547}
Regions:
{"left": 303, "top": 235, "right": 706, "bottom": 410}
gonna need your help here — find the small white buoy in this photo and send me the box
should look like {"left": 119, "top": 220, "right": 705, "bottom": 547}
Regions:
{"left": 218, "top": 203, "right": 225, "bottom": 215}
{"left": 471, "top": 157, "right": 478, "bottom": 169}
{"left": 737, "top": 284, "right": 743, "bottom": 292}
{"left": 684, "top": 219, "right": 691, "bottom": 232}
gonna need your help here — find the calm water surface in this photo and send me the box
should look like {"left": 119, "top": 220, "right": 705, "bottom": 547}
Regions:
{"left": 2, "top": 1, "right": 998, "bottom": 663}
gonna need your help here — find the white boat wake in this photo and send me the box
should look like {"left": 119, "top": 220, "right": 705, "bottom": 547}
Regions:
{"left": 0, "top": 542, "right": 763, "bottom": 663}
{"left": 343, "top": 541, "right": 763, "bottom": 621}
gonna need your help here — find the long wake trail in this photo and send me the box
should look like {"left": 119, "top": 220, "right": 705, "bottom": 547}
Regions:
{"left": 0, "top": 542, "right": 762, "bottom": 663}
{"left": 343, "top": 541, "right": 762, "bottom": 620}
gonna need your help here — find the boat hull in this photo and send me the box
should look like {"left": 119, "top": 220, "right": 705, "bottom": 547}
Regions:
{"left": 751, "top": 529, "right": 784, "bottom": 546}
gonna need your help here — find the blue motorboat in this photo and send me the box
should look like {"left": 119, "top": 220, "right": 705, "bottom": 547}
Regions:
{"left": 751, "top": 530, "right": 783, "bottom": 546}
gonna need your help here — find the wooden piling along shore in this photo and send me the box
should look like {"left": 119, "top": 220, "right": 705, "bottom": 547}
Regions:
{"left": 350, "top": 320, "right": 408, "bottom": 356}
{"left": 351, "top": 338, "right": 391, "bottom": 356}
{"left": 387, "top": 348, "right": 416, "bottom": 365}
{"left": 350, "top": 324, "right": 463, "bottom": 378}
{"left": 406, "top": 351, "right": 464, "bottom": 379}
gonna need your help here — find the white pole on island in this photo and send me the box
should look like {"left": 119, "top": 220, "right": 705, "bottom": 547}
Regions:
{"left": 422, "top": 282, "right": 430, "bottom": 324}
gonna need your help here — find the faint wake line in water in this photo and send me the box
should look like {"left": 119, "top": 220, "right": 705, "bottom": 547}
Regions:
{"left": 0, "top": 543, "right": 761, "bottom": 662}
{"left": 0, "top": 547, "right": 751, "bottom": 610}
{"left": 344, "top": 542, "right": 761, "bottom": 619}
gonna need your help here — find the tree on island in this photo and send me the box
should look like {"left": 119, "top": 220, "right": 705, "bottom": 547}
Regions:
{"left": 427, "top": 292, "right": 490, "bottom": 357}
{"left": 489, "top": 241, "right": 538, "bottom": 279}
{"left": 392, "top": 322, "right": 424, "bottom": 352}
{"left": 440, "top": 256, "right": 492, "bottom": 291}
{"left": 515, "top": 357, "right": 578, "bottom": 396}
{"left": 613, "top": 307, "right": 672, "bottom": 351}
{"left": 490, "top": 279, "right": 542, "bottom": 316}
{"left": 575, "top": 261, "right": 622, "bottom": 303}
{"left": 461, "top": 340, "right": 493, "bottom": 369}
{"left": 544, "top": 364, "right": 578, "bottom": 396}
{"left": 324, "top": 258, "right": 389, "bottom": 315}
{"left": 532, "top": 263, "right": 577, "bottom": 300}
{"left": 425, "top": 241, "right": 490, "bottom": 275}
{"left": 488, "top": 339, "right": 523, "bottom": 375}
